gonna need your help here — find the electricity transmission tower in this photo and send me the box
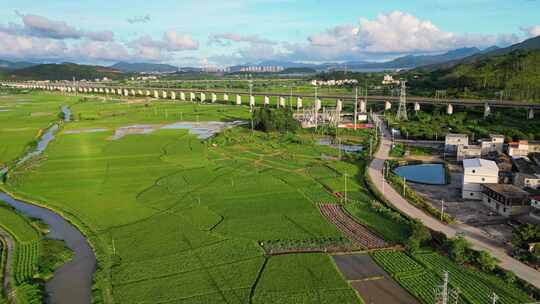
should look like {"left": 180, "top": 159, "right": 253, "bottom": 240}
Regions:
{"left": 396, "top": 80, "right": 408, "bottom": 121}
{"left": 435, "top": 272, "right": 460, "bottom": 304}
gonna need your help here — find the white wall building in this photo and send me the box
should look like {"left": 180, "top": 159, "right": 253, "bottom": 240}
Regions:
{"left": 462, "top": 158, "right": 499, "bottom": 200}
{"left": 445, "top": 134, "right": 469, "bottom": 154}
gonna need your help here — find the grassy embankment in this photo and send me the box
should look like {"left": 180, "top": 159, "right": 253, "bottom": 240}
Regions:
{"left": 0, "top": 201, "right": 73, "bottom": 303}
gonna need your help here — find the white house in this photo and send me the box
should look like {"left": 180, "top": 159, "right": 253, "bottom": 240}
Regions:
{"left": 445, "top": 134, "right": 469, "bottom": 154}
{"left": 462, "top": 158, "right": 499, "bottom": 200}
{"left": 479, "top": 134, "right": 505, "bottom": 155}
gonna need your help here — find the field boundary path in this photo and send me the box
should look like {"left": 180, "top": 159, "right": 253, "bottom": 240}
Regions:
{"left": 368, "top": 114, "right": 540, "bottom": 289}
{"left": 0, "top": 229, "right": 14, "bottom": 301}
{"left": 318, "top": 203, "right": 388, "bottom": 249}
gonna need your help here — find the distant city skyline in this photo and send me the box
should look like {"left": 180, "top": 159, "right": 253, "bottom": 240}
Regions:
{"left": 0, "top": 0, "right": 539, "bottom": 67}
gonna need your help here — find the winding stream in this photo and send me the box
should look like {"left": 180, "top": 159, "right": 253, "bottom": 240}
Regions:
{"left": 0, "top": 105, "right": 96, "bottom": 304}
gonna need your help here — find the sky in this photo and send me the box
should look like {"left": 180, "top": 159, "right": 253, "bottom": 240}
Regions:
{"left": 0, "top": 0, "right": 539, "bottom": 67}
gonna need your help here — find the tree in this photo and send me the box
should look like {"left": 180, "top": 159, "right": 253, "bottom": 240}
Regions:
{"left": 476, "top": 251, "right": 497, "bottom": 272}
{"left": 449, "top": 234, "right": 470, "bottom": 264}
{"left": 406, "top": 220, "right": 431, "bottom": 253}
{"left": 512, "top": 224, "right": 540, "bottom": 249}
{"left": 252, "top": 107, "right": 299, "bottom": 133}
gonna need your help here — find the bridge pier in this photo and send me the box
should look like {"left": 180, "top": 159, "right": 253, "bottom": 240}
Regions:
{"left": 384, "top": 101, "right": 391, "bottom": 111}
{"left": 414, "top": 102, "right": 420, "bottom": 112}
{"left": 279, "top": 97, "right": 286, "bottom": 108}
{"left": 200, "top": 93, "right": 206, "bottom": 102}
{"left": 180, "top": 92, "right": 186, "bottom": 101}
{"left": 447, "top": 103, "right": 453, "bottom": 115}
{"left": 264, "top": 96, "right": 270, "bottom": 106}
{"left": 336, "top": 99, "right": 343, "bottom": 113}
{"left": 223, "top": 93, "right": 229, "bottom": 102}
{"left": 315, "top": 99, "right": 322, "bottom": 112}
{"left": 162, "top": 91, "right": 167, "bottom": 99}
{"left": 130, "top": 89, "right": 136, "bottom": 96}
{"left": 137, "top": 90, "right": 143, "bottom": 96}
{"left": 236, "top": 95, "right": 242, "bottom": 105}
{"left": 171, "top": 92, "right": 176, "bottom": 100}
{"left": 104, "top": 88, "right": 109, "bottom": 94}
{"left": 123, "top": 89, "right": 128, "bottom": 97}
{"left": 484, "top": 103, "right": 491, "bottom": 118}
{"left": 360, "top": 100, "right": 367, "bottom": 113}
{"left": 154, "top": 90, "right": 159, "bottom": 98}
{"left": 529, "top": 108, "right": 535, "bottom": 120}
{"left": 211, "top": 93, "right": 217, "bottom": 103}
{"left": 146, "top": 90, "right": 151, "bottom": 97}
{"left": 250, "top": 96, "right": 255, "bottom": 107}
{"left": 190, "top": 92, "right": 195, "bottom": 101}
{"left": 297, "top": 97, "right": 303, "bottom": 110}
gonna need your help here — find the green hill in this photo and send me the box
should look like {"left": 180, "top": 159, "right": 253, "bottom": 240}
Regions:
{"left": 0, "top": 63, "right": 124, "bottom": 81}
{"left": 406, "top": 49, "right": 540, "bottom": 102}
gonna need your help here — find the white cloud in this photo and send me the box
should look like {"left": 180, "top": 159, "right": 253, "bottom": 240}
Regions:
{"left": 4, "top": 12, "right": 114, "bottom": 41}
{"left": 209, "top": 33, "right": 275, "bottom": 46}
{"left": 521, "top": 25, "right": 540, "bottom": 37}
{"left": 127, "top": 14, "right": 151, "bottom": 24}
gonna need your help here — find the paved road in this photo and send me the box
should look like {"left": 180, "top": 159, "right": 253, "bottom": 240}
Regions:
{"left": 368, "top": 115, "right": 540, "bottom": 290}
{"left": 0, "top": 229, "right": 14, "bottom": 301}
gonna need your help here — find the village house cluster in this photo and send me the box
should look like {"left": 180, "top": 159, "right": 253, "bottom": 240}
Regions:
{"left": 445, "top": 133, "right": 540, "bottom": 219}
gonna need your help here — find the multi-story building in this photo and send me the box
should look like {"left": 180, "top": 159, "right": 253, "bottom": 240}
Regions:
{"left": 462, "top": 158, "right": 499, "bottom": 200}
{"left": 481, "top": 184, "right": 530, "bottom": 217}
{"left": 445, "top": 134, "right": 469, "bottom": 154}
{"left": 479, "top": 134, "right": 505, "bottom": 155}
{"left": 457, "top": 145, "right": 482, "bottom": 161}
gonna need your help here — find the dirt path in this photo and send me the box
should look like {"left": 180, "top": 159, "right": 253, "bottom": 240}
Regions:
{"left": 368, "top": 114, "right": 540, "bottom": 289}
{"left": 0, "top": 229, "right": 14, "bottom": 301}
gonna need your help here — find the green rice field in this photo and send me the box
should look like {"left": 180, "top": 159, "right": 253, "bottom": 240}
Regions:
{"left": 2, "top": 92, "right": 391, "bottom": 303}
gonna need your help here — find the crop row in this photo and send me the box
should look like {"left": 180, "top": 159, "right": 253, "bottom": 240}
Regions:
{"left": 371, "top": 250, "right": 422, "bottom": 274}
{"left": 13, "top": 241, "right": 40, "bottom": 285}
{"left": 414, "top": 252, "right": 530, "bottom": 304}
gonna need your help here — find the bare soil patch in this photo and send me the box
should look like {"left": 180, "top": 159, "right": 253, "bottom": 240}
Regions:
{"left": 351, "top": 278, "right": 419, "bottom": 304}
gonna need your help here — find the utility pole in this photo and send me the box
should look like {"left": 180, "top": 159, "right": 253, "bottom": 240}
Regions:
{"left": 403, "top": 177, "right": 406, "bottom": 196}
{"left": 354, "top": 87, "right": 358, "bottom": 130}
{"left": 490, "top": 293, "right": 499, "bottom": 304}
{"left": 441, "top": 199, "right": 445, "bottom": 222}
{"left": 344, "top": 173, "right": 348, "bottom": 204}
{"left": 396, "top": 80, "right": 408, "bottom": 121}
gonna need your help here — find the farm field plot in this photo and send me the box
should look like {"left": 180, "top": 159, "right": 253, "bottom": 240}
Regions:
{"left": 372, "top": 250, "right": 534, "bottom": 304}
{"left": 0, "top": 202, "right": 41, "bottom": 284}
{"left": 332, "top": 253, "right": 419, "bottom": 304}
{"left": 0, "top": 93, "right": 402, "bottom": 303}
{"left": 319, "top": 203, "right": 388, "bottom": 249}
{"left": 0, "top": 93, "right": 74, "bottom": 167}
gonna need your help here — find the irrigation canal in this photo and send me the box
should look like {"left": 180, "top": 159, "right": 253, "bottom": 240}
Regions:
{"left": 0, "top": 105, "right": 96, "bottom": 304}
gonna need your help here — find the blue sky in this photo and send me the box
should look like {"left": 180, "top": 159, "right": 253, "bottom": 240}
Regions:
{"left": 0, "top": 0, "right": 539, "bottom": 66}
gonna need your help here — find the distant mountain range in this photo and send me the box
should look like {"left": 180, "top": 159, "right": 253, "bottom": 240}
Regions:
{"left": 1, "top": 36, "right": 538, "bottom": 80}
{"left": 0, "top": 60, "right": 39, "bottom": 70}
{"left": 232, "top": 47, "right": 490, "bottom": 72}
{"left": 110, "top": 62, "right": 178, "bottom": 73}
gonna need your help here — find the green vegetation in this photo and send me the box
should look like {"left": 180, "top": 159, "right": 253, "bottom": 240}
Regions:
{"left": 0, "top": 92, "right": 76, "bottom": 168}
{"left": 0, "top": 63, "right": 125, "bottom": 81}
{"left": 1, "top": 91, "right": 536, "bottom": 304}
{"left": 372, "top": 249, "right": 532, "bottom": 304}
{"left": 389, "top": 143, "right": 406, "bottom": 157}
{"left": 252, "top": 107, "right": 300, "bottom": 133}
{"left": 511, "top": 224, "right": 540, "bottom": 267}
{"left": 408, "top": 49, "right": 540, "bottom": 102}
{"left": 0, "top": 201, "right": 73, "bottom": 304}
{"left": 1, "top": 93, "right": 386, "bottom": 303}
{"left": 385, "top": 107, "right": 540, "bottom": 141}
